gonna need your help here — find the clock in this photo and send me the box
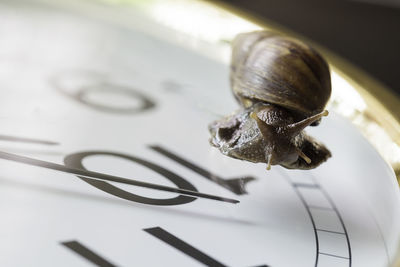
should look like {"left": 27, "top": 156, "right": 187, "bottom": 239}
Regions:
{"left": 1, "top": 0, "right": 400, "bottom": 266}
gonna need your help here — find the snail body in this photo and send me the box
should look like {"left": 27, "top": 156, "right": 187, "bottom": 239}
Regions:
{"left": 209, "top": 31, "right": 332, "bottom": 170}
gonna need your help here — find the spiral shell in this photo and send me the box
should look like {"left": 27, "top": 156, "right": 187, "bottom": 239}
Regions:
{"left": 230, "top": 31, "right": 331, "bottom": 118}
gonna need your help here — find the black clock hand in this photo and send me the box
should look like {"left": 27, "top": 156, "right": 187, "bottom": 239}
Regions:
{"left": 0, "top": 151, "right": 239, "bottom": 204}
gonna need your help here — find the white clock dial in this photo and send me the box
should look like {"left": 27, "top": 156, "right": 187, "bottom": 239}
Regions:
{"left": 0, "top": 0, "right": 399, "bottom": 267}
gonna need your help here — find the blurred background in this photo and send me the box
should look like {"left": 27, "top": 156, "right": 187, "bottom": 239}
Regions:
{"left": 215, "top": 0, "right": 400, "bottom": 95}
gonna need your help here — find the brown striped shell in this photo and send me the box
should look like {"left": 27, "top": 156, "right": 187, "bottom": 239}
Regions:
{"left": 230, "top": 31, "right": 331, "bottom": 119}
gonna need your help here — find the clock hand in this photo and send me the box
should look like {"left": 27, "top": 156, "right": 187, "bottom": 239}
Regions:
{"left": 0, "top": 151, "right": 239, "bottom": 204}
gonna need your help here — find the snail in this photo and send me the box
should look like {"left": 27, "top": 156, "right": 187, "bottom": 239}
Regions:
{"left": 209, "top": 31, "right": 332, "bottom": 170}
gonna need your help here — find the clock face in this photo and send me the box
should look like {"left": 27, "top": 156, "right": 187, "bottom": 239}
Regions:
{"left": 0, "top": 0, "right": 400, "bottom": 267}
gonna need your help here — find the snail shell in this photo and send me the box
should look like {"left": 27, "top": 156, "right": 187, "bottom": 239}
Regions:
{"left": 230, "top": 31, "right": 331, "bottom": 121}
